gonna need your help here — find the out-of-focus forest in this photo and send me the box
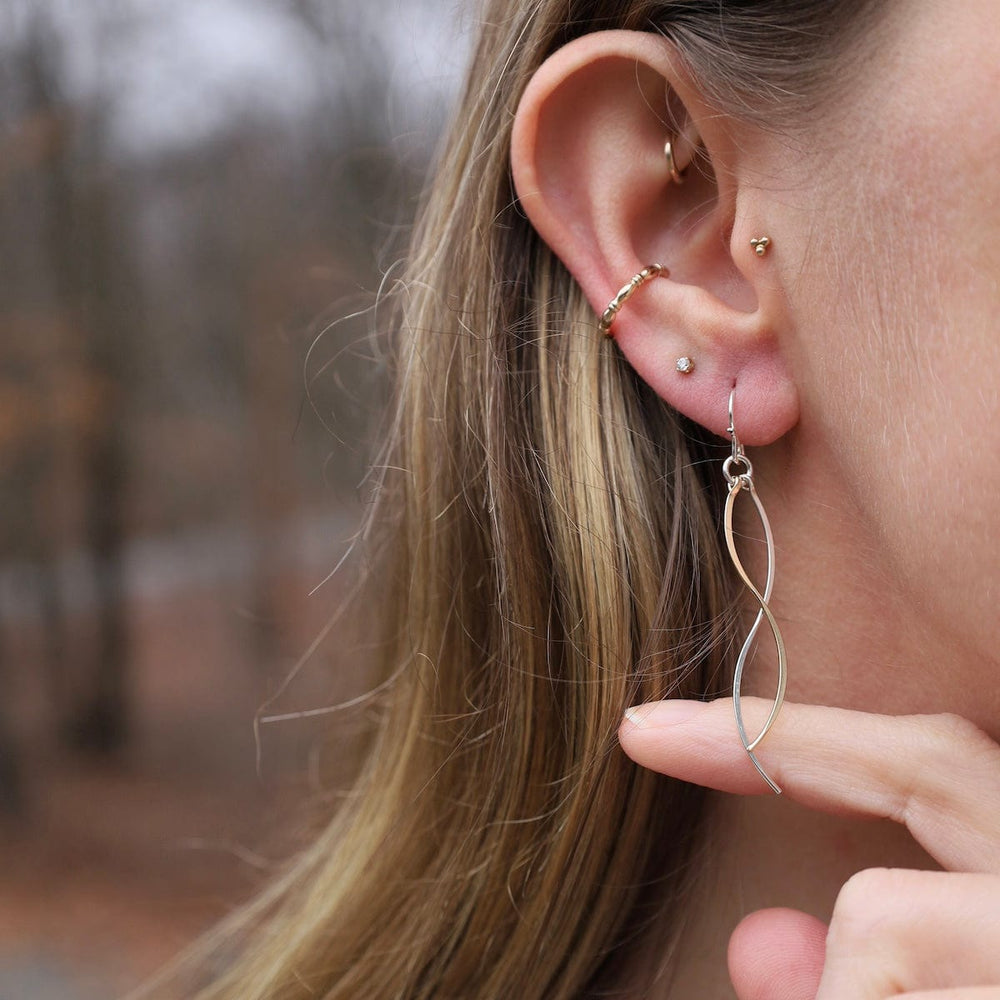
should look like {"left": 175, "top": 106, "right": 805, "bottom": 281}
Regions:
{"left": 0, "top": 0, "right": 470, "bottom": 995}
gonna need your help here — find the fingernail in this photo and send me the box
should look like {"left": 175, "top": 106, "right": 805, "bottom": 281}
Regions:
{"left": 623, "top": 699, "right": 707, "bottom": 730}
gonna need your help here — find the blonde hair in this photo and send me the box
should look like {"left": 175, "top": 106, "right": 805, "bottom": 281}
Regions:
{"left": 145, "top": 1, "right": 882, "bottom": 996}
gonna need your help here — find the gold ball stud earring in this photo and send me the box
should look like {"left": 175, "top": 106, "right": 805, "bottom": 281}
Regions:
{"left": 750, "top": 236, "right": 771, "bottom": 257}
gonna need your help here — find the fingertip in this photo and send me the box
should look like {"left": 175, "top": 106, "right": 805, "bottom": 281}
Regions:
{"left": 728, "top": 908, "right": 826, "bottom": 1000}
{"left": 617, "top": 707, "right": 645, "bottom": 761}
{"left": 625, "top": 699, "right": 710, "bottom": 729}
{"left": 617, "top": 697, "right": 763, "bottom": 790}
{"left": 619, "top": 698, "right": 712, "bottom": 747}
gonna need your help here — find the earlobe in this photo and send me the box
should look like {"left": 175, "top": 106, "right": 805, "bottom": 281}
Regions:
{"left": 509, "top": 30, "right": 800, "bottom": 446}
{"left": 600, "top": 275, "right": 798, "bottom": 444}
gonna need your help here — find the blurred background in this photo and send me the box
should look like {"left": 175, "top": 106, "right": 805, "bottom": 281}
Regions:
{"left": 0, "top": 1, "right": 471, "bottom": 995}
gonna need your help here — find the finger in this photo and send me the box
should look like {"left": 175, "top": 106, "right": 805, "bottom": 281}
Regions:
{"left": 618, "top": 698, "right": 1000, "bottom": 872}
{"left": 816, "top": 868, "right": 1000, "bottom": 1000}
{"left": 893, "top": 991, "right": 1000, "bottom": 999}
{"left": 728, "top": 908, "right": 826, "bottom": 1000}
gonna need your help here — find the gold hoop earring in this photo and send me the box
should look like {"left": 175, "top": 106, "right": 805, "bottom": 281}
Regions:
{"left": 664, "top": 140, "right": 685, "bottom": 185}
{"left": 723, "top": 389, "right": 787, "bottom": 794}
{"left": 597, "top": 263, "right": 669, "bottom": 337}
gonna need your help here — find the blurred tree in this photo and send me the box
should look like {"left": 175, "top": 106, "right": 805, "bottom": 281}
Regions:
{"left": 0, "top": 0, "right": 468, "bottom": 797}
{"left": 21, "top": 9, "right": 134, "bottom": 753}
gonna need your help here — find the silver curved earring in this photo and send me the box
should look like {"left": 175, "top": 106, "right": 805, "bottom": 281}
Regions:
{"left": 723, "top": 389, "right": 787, "bottom": 794}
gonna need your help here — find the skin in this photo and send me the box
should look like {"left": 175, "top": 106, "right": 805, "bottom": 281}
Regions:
{"left": 620, "top": 698, "right": 1000, "bottom": 998}
{"left": 509, "top": 1, "right": 1000, "bottom": 996}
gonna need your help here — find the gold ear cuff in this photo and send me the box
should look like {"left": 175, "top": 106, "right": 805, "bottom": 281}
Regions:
{"left": 597, "top": 263, "right": 669, "bottom": 337}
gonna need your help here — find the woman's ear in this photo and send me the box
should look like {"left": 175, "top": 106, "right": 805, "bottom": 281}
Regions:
{"left": 510, "top": 30, "right": 798, "bottom": 445}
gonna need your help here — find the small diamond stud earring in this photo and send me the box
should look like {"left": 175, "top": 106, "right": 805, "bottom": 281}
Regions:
{"left": 675, "top": 356, "right": 694, "bottom": 374}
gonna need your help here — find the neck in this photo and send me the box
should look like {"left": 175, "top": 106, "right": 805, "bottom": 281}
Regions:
{"left": 645, "top": 422, "right": 993, "bottom": 997}
{"left": 728, "top": 422, "right": 998, "bottom": 731}
{"left": 662, "top": 794, "right": 934, "bottom": 998}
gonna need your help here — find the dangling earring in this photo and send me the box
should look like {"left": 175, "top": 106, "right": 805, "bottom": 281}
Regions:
{"left": 723, "top": 389, "right": 787, "bottom": 795}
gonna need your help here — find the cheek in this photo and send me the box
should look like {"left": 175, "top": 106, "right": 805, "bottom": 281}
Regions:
{"left": 795, "top": 156, "right": 1000, "bottom": 660}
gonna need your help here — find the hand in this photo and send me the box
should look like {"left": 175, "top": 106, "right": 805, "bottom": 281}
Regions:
{"left": 618, "top": 698, "right": 1000, "bottom": 1000}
